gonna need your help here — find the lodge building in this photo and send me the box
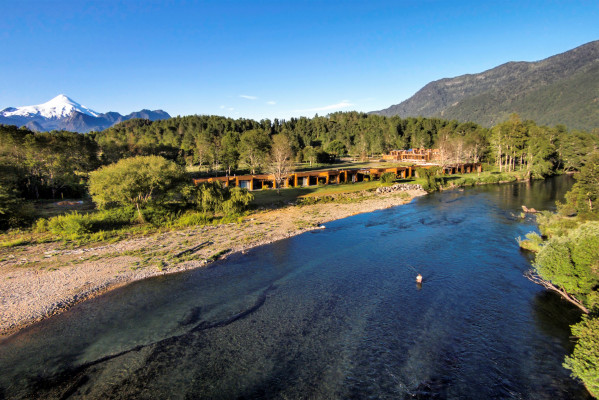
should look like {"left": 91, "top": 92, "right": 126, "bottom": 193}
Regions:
{"left": 193, "top": 162, "right": 482, "bottom": 191}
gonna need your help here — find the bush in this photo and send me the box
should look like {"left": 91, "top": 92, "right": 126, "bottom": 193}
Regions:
{"left": 380, "top": 172, "right": 396, "bottom": 185}
{"left": 33, "top": 218, "right": 49, "bottom": 233}
{"left": 222, "top": 187, "right": 254, "bottom": 214}
{"left": 416, "top": 168, "right": 440, "bottom": 192}
{"left": 91, "top": 206, "right": 136, "bottom": 231}
{"left": 458, "top": 177, "right": 476, "bottom": 187}
{"left": 480, "top": 175, "right": 500, "bottom": 184}
{"left": 141, "top": 205, "right": 178, "bottom": 227}
{"left": 175, "top": 211, "right": 210, "bottom": 227}
{"left": 47, "top": 212, "right": 93, "bottom": 239}
{"left": 190, "top": 182, "right": 253, "bottom": 215}
{"left": 518, "top": 232, "right": 543, "bottom": 252}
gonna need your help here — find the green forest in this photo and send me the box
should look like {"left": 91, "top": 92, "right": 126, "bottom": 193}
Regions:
{"left": 1, "top": 112, "right": 598, "bottom": 229}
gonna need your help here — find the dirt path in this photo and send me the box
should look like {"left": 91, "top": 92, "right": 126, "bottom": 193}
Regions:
{"left": 0, "top": 188, "right": 425, "bottom": 337}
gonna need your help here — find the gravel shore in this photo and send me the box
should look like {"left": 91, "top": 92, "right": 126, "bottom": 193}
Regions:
{"left": 0, "top": 189, "right": 425, "bottom": 337}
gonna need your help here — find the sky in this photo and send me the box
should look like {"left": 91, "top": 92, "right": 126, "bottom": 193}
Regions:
{"left": 1, "top": 0, "right": 598, "bottom": 121}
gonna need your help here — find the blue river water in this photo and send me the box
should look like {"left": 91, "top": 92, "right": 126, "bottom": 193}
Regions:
{"left": 0, "top": 175, "right": 592, "bottom": 399}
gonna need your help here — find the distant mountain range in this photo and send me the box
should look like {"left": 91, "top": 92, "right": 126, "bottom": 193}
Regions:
{"left": 0, "top": 95, "right": 170, "bottom": 133}
{"left": 373, "top": 40, "right": 599, "bottom": 131}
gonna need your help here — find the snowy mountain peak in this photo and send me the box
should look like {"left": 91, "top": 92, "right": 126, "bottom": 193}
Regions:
{"left": 1, "top": 94, "right": 99, "bottom": 119}
{"left": 0, "top": 95, "right": 171, "bottom": 133}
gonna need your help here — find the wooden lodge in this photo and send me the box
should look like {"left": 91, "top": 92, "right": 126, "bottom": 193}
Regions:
{"left": 193, "top": 162, "right": 481, "bottom": 191}
{"left": 193, "top": 166, "right": 414, "bottom": 190}
{"left": 382, "top": 148, "right": 440, "bottom": 162}
{"left": 441, "top": 162, "right": 482, "bottom": 175}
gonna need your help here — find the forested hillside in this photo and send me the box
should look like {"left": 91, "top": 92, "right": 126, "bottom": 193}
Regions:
{"left": 374, "top": 40, "right": 599, "bottom": 131}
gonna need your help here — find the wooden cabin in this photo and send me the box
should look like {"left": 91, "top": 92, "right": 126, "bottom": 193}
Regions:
{"left": 383, "top": 149, "right": 440, "bottom": 162}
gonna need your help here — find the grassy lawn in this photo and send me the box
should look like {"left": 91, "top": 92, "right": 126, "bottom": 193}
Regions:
{"left": 250, "top": 179, "right": 416, "bottom": 207}
{"left": 187, "top": 159, "right": 413, "bottom": 176}
{"left": 249, "top": 167, "right": 527, "bottom": 207}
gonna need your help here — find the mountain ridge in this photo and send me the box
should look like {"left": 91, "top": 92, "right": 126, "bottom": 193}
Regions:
{"left": 373, "top": 40, "right": 599, "bottom": 131}
{"left": 0, "top": 95, "right": 170, "bottom": 133}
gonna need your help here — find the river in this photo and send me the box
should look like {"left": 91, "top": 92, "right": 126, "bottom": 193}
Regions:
{"left": 0, "top": 175, "right": 591, "bottom": 399}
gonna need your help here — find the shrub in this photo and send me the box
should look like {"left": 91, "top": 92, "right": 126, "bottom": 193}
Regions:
{"left": 480, "top": 175, "right": 500, "bottom": 184}
{"left": 90, "top": 206, "right": 136, "bottom": 231}
{"left": 416, "top": 168, "right": 440, "bottom": 192}
{"left": 34, "top": 218, "right": 49, "bottom": 233}
{"left": 47, "top": 212, "right": 93, "bottom": 239}
{"left": 222, "top": 187, "right": 254, "bottom": 215}
{"left": 380, "top": 172, "right": 396, "bottom": 185}
{"left": 460, "top": 178, "right": 476, "bottom": 187}
{"left": 518, "top": 232, "right": 543, "bottom": 252}
{"left": 175, "top": 211, "right": 210, "bottom": 227}
{"left": 141, "top": 205, "right": 178, "bottom": 227}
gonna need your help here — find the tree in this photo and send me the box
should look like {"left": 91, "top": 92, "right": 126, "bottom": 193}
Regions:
{"left": 193, "top": 181, "right": 226, "bottom": 213}
{"left": 0, "top": 183, "right": 27, "bottom": 229}
{"left": 532, "top": 222, "right": 599, "bottom": 311}
{"left": 567, "top": 152, "right": 599, "bottom": 213}
{"left": 240, "top": 129, "right": 271, "bottom": 174}
{"left": 491, "top": 114, "right": 527, "bottom": 172}
{"left": 415, "top": 167, "right": 440, "bottom": 192}
{"left": 222, "top": 186, "right": 254, "bottom": 214}
{"left": 326, "top": 140, "right": 347, "bottom": 160}
{"left": 220, "top": 131, "right": 240, "bottom": 176}
{"left": 558, "top": 130, "right": 598, "bottom": 172}
{"left": 526, "top": 125, "right": 557, "bottom": 179}
{"left": 189, "top": 182, "right": 253, "bottom": 215}
{"left": 89, "top": 155, "right": 187, "bottom": 222}
{"left": 194, "top": 131, "right": 213, "bottom": 170}
{"left": 268, "top": 134, "right": 294, "bottom": 194}
{"left": 563, "top": 315, "right": 599, "bottom": 398}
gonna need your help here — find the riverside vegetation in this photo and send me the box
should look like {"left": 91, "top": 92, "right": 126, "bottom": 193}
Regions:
{"left": 519, "top": 152, "right": 599, "bottom": 397}
{"left": 1, "top": 111, "right": 597, "bottom": 232}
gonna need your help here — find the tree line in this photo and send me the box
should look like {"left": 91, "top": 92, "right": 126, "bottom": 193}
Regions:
{"left": 523, "top": 153, "right": 599, "bottom": 397}
{"left": 1, "top": 112, "right": 598, "bottom": 228}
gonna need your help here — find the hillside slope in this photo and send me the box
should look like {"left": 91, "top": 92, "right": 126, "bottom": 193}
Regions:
{"left": 374, "top": 40, "right": 599, "bottom": 131}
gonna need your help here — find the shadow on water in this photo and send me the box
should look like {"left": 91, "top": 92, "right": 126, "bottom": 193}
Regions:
{"left": 0, "top": 175, "right": 592, "bottom": 399}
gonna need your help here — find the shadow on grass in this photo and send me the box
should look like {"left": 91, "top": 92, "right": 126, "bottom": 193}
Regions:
{"left": 250, "top": 187, "right": 319, "bottom": 207}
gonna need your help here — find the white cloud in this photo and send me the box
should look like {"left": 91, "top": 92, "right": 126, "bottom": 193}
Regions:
{"left": 266, "top": 100, "right": 276, "bottom": 105}
{"left": 219, "top": 105, "right": 225, "bottom": 109}
{"left": 294, "top": 100, "right": 353, "bottom": 113}
{"left": 239, "top": 94, "right": 258, "bottom": 100}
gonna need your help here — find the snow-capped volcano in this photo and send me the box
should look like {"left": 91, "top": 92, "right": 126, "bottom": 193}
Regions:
{"left": 0, "top": 95, "right": 170, "bottom": 133}
{"left": 1, "top": 94, "right": 99, "bottom": 119}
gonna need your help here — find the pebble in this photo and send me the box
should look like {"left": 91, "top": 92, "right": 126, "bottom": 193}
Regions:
{"left": 376, "top": 184, "right": 423, "bottom": 193}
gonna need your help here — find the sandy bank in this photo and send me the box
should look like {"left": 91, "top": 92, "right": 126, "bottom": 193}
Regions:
{"left": 0, "top": 188, "right": 425, "bottom": 337}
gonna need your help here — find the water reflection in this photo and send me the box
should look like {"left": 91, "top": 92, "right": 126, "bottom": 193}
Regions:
{"left": 0, "top": 176, "right": 591, "bottom": 399}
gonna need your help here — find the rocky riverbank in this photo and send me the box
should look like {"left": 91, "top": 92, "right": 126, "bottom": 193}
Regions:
{"left": 0, "top": 188, "right": 426, "bottom": 337}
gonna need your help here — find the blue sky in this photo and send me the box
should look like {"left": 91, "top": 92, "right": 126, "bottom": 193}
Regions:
{"left": 1, "top": 0, "right": 598, "bottom": 121}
